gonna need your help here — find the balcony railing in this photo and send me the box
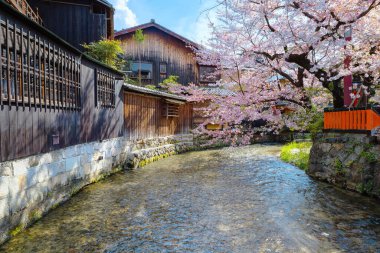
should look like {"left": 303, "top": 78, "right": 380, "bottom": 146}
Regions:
{"left": 324, "top": 108, "right": 380, "bottom": 132}
{"left": 5, "top": 0, "right": 43, "bottom": 25}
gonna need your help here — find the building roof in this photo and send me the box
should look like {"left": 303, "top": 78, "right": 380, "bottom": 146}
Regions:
{"left": 123, "top": 84, "right": 188, "bottom": 102}
{"left": 96, "top": 0, "right": 113, "bottom": 8}
{"left": 1, "top": 0, "right": 122, "bottom": 76}
{"left": 115, "top": 21, "right": 199, "bottom": 49}
{"left": 201, "top": 87, "right": 236, "bottom": 97}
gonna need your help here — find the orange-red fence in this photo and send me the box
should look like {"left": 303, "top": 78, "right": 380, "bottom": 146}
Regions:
{"left": 324, "top": 109, "right": 380, "bottom": 131}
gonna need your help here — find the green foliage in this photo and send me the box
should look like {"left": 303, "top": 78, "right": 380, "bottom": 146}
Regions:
{"left": 160, "top": 75, "right": 180, "bottom": 90}
{"left": 145, "top": 85, "right": 159, "bottom": 90}
{"left": 133, "top": 29, "right": 145, "bottom": 43}
{"left": 83, "top": 39, "right": 125, "bottom": 70}
{"left": 360, "top": 151, "right": 377, "bottom": 164}
{"left": 333, "top": 158, "right": 346, "bottom": 175}
{"left": 289, "top": 106, "right": 324, "bottom": 139}
{"left": 306, "top": 109, "right": 324, "bottom": 140}
{"left": 356, "top": 180, "right": 374, "bottom": 194}
{"left": 280, "top": 142, "right": 312, "bottom": 170}
{"left": 124, "top": 76, "right": 139, "bottom": 85}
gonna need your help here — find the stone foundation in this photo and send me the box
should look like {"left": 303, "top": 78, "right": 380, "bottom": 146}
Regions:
{"left": 0, "top": 134, "right": 193, "bottom": 244}
{"left": 308, "top": 132, "right": 380, "bottom": 198}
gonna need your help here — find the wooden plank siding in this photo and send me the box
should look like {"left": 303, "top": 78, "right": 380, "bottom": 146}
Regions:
{"left": 0, "top": 4, "right": 124, "bottom": 162}
{"left": 117, "top": 27, "right": 199, "bottom": 86}
{"left": 0, "top": 3, "right": 193, "bottom": 163}
{"left": 124, "top": 92, "right": 193, "bottom": 140}
{"left": 28, "top": 0, "right": 112, "bottom": 50}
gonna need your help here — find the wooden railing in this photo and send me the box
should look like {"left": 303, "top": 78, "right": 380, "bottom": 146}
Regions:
{"left": 0, "top": 17, "right": 81, "bottom": 110}
{"left": 324, "top": 108, "right": 380, "bottom": 132}
{"left": 5, "top": 0, "right": 43, "bottom": 25}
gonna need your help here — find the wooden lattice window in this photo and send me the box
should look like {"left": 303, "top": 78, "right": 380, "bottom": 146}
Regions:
{"left": 162, "top": 99, "right": 183, "bottom": 118}
{"left": 0, "top": 17, "right": 81, "bottom": 110}
{"left": 95, "top": 68, "right": 115, "bottom": 108}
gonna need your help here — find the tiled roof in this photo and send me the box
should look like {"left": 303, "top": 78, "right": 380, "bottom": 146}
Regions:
{"left": 123, "top": 84, "right": 188, "bottom": 101}
{"left": 201, "top": 87, "right": 236, "bottom": 97}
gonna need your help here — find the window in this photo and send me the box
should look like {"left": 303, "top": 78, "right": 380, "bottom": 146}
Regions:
{"left": 95, "top": 69, "right": 115, "bottom": 108}
{"left": 0, "top": 21, "right": 81, "bottom": 110}
{"left": 159, "top": 63, "right": 167, "bottom": 79}
{"left": 199, "top": 65, "right": 219, "bottom": 83}
{"left": 161, "top": 99, "right": 184, "bottom": 118}
{"left": 130, "top": 61, "right": 153, "bottom": 80}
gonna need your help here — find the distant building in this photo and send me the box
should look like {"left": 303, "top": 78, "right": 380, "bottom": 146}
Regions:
{"left": 27, "top": 0, "right": 114, "bottom": 50}
{"left": 115, "top": 20, "right": 219, "bottom": 86}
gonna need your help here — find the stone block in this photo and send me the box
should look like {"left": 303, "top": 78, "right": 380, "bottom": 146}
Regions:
{"left": 26, "top": 185, "right": 46, "bottom": 205}
{"left": 0, "top": 198, "right": 10, "bottom": 220}
{"left": 12, "top": 158, "right": 31, "bottom": 174}
{"left": 65, "top": 156, "right": 81, "bottom": 172}
{"left": 8, "top": 176, "right": 25, "bottom": 198}
{"left": 0, "top": 162, "right": 12, "bottom": 176}
{"left": 62, "top": 146, "right": 78, "bottom": 159}
{"left": 0, "top": 177, "right": 9, "bottom": 198}
{"left": 81, "top": 144, "right": 94, "bottom": 155}
{"left": 49, "top": 172, "right": 69, "bottom": 188}
{"left": 25, "top": 166, "right": 49, "bottom": 188}
{"left": 48, "top": 162, "right": 66, "bottom": 177}
{"left": 8, "top": 190, "right": 28, "bottom": 214}
{"left": 92, "top": 151, "right": 105, "bottom": 162}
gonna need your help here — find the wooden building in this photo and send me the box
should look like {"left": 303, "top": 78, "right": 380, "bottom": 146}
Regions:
{"left": 0, "top": 1, "right": 193, "bottom": 162}
{"left": 27, "top": 0, "right": 114, "bottom": 50}
{"left": 115, "top": 20, "right": 218, "bottom": 86}
{"left": 124, "top": 84, "right": 193, "bottom": 140}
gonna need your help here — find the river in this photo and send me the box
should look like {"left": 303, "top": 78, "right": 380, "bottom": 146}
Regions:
{"left": 1, "top": 145, "right": 380, "bottom": 252}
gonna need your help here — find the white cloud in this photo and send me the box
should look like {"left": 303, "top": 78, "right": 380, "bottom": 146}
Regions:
{"left": 190, "top": 0, "right": 218, "bottom": 44}
{"left": 113, "top": 0, "right": 137, "bottom": 29}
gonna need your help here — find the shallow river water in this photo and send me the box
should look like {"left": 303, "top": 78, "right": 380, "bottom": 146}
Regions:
{"left": 1, "top": 145, "right": 380, "bottom": 253}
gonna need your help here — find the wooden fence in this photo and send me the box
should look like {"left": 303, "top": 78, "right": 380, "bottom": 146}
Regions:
{"left": 124, "top": 92, "right": 193, "bottom": 140}
{"left": 324, "top": 108, "right": 380, "bottom": 132}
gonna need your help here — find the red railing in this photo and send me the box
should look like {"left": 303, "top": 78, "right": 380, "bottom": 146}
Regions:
{"left": 5, "top": 0, "right": 43, "bottom": 25}
{"left": 324, "top": 109, "right": 380, "bottom": 131}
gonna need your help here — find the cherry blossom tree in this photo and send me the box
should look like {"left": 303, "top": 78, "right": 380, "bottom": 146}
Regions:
{"left": 175, "top": 0, "right": 380, "bottom": 143}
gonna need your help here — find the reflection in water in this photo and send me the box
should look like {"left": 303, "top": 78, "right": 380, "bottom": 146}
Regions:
{"left": 2, "top": 145, "right": 380, "bottom": 253}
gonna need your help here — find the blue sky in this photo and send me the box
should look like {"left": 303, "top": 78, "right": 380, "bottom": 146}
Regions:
{"left": 109, "top": 0, "right": 216, "bottom": 44}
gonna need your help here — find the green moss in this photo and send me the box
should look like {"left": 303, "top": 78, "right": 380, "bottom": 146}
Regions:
{"left": 333, "top": 158, "right": 345, "bottom": 175}
{"left": 356, "top": 180, "right": 374, "bottom": 194}
{"left": 9, "top": 224, "right": 24, "bottom": 237}
{"left": 30, "top": 209, "right": 43, "bottom": 221}
{"left": 360, "top": 151, "right": 377, "bottom": 164}
{"left": 280, "top": 142, "right": 312, "bottom": 171}
{"left": 345, "top": 160, "right": 354, "bottom": 168}
{"left": 138, "top": 153, "right": 177, "bottom": 168}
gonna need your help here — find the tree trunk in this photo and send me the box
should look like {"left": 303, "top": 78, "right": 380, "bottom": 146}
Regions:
{"left": 331, "top": 80, "right": 344, "bottom": 108}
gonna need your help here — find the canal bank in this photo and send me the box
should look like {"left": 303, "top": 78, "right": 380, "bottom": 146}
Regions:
{"left": 308, "top": 132, "right": 380, "bottom": 198}
{"left": 1, "top": 145, "right": 379, "bottom": 252}
{"left": 0, "top": 134, "right": 193, "bottom": 245}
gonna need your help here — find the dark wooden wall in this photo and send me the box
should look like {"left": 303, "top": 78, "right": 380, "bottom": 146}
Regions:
{"left": 28, "top": 0, "right": 109, "bottom": 50}
{"left": 124, "top": 92, "right": 193, "bottom": 140}
{"left": 0, "top": 4, "right": 123, "bottom": 162}
{"left": 0, "top": 2, "right": 193, "bottom": 163}
{"left": 117, "top": 27, "right": 199, "bottom": 86}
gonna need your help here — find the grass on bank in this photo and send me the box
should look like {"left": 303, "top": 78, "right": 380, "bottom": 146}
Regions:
{"left": 280, "top": 142, "right": 312, "bottom": 170}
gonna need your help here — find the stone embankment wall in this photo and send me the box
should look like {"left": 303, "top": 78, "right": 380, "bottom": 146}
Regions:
{"left": 0, "top": 134, "right": 193, "bottom": 244}
{"left": 309, "top": 132, "right": 380, "bottom": 198}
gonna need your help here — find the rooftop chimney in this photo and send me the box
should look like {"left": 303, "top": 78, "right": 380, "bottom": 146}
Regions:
{"left": 151, "top": 19, "right": 155, "bottom": 23}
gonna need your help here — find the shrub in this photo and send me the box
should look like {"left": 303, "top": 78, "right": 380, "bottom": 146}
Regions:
{"left": 83, "top": 39, "right": 125, "bottom": 70}
{"left": 280, "top": 142, "right": 312, "bottom": 170}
